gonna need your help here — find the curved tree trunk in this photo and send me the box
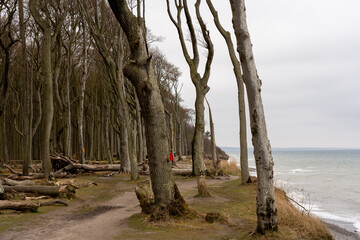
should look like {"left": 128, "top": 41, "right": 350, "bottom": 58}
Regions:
{"left": 230, "top": 0, "right": 277, "bottom": 234}
{"left": 108, "top": 0, "right": 175, "bottom": 210}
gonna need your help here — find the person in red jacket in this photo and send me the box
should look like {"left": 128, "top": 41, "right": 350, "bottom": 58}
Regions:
{"left": 170, "top": 152, "right": 174, "bottom": 166}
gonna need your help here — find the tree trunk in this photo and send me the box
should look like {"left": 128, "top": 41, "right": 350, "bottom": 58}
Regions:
{"left": 3, "top": 185, "right": 75, "bottom": 198}
{"left": 192, "top": 90, "right": 206, "bottom": 175}
{"left": 135, "top": 93, "right": 144, "bottom": 163}
{"left": 119, "top": 102, "right": 131, "bottom": 172}
{"left": 206, "top": 0, "right": 250, "bottom": 183}
{"left": 108, "top": 0, "right": 176, "bottom": 210}
{"left": 20, "top": 0, "right": 33, "bottom": 176}
{"left": 104, "top": 102, "right": 113, "bottom": 164}
{"left": 40, "top": 29, "right": 54, "bottom": 181}
{"left": 205, "top": 98, "right": 218, "bottom": 169}
{"left": 78, "top": 23, "right": 88, "bottom": 164}
{"left": 129, "top": 119, "right": 139, "bottom": 180}
{"left": 1, "top": 111, "right": 9, "bottom": 166}
{"left": 230, "top": 0, "right": 277, "bottom": 234}
{"left": 64, "top": 50, "right": 72, "bottom": 157}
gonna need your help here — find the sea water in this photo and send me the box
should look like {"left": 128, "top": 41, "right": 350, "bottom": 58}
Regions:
{"left": 222, "top": 147, "right": 360, "bottom": 234}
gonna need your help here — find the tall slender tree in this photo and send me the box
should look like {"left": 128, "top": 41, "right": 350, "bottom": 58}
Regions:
{"left": 166, "top": 0, "right": 214, "bottom": 176}
{"left": 230, "top": 0, "right": 277, "bottom": 234}
{"left": 29, "top": 0, "right": 67, "bottom": 180}
{"left": 206, "top": 0, "right": 250, "bottom": 183}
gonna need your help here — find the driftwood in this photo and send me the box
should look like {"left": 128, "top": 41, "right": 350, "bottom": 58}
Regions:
{"left": 171, "top": 168, "right": 192, "bottom": 176}
{"left": 3, "top": 185, "right": 75, "bottom": 198}
{"left": 0, "top": 200, "right": 68, "bottom": 212}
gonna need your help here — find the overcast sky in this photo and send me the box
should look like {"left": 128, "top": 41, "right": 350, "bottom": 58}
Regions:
{"left": 146, "top": 0, "right": 360, "bottom": 149}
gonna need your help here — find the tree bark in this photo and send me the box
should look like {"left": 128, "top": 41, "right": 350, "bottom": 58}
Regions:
{"left": 78, "top": 22, "right": 88, "bottom": 164}
{"left": 19, "top": 0, "right": 33, "bottom": 176}
{"left": 29, "top": 0, "right": 54, "bottom": 180}
{"left": 108, "top": 0, "right": 176, "bottom": 210}
{"left": 206, "top": 0, "right": 250, "bottom": 183}
{"left": 3, "top": 185, "right": 75, "bottom": 198}
{"left": 205, "top": 97, "right": 218, "bottom": 169}
{"left": 0, "top": 200, "right": 68, "bottom": 212}
{"left": 230, "top": 0, "right": 277, "bottom": 233}
{"left": 135, "top": 92, "right": 144, "bottom": 163}
{"left": 192, "top": 90, "right": 206, "bottom": 175}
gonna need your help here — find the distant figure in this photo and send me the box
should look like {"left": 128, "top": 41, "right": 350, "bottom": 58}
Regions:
{"left": 170, "top": 152, "right": 174, "bottom": 166}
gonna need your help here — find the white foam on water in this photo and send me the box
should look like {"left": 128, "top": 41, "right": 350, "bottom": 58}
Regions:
{"left": 290, "top": 168, "right": 313, "bottom": 173}
{"left": 354, "top": 221, "right": 360, "bottom": 232}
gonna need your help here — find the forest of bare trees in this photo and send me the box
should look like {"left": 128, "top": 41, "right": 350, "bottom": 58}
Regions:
{"left": 0, "top": 0, "right": 279, "bottom": 235}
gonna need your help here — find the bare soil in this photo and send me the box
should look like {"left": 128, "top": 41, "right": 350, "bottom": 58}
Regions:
{"left": 0, "top": 175, "right": 237, "bottom": 240}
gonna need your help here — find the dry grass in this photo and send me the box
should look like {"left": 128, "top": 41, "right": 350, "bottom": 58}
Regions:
{"left": 276, "top": 188, "right": 333, "bottom": 240}
{"left": 116, "top": 177, "right": 333, "bottom": 240}
{"left": 220, "top": 159, "right": 241, "bottom": 175}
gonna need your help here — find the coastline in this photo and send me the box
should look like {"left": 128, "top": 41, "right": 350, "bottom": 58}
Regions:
{"left": 226, "top": 152, "right": 360, "bottom": 240}
{"left": 326, "top": 222, "right": 360, "bottom": 240}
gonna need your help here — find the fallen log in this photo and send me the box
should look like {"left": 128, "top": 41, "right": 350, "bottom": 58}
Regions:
{"left": 3, "top": 164, "right": 21, "bottom": 175}
{"left": 64, "top": 163, "right": 120, "bottom": 172}
{"left": 3, "top": 185, "right": 75, "bottom": 198}
{"left": 7, "top": 172, "right": 74, "bottom": 180}
{"left": 0, "top": 200, "right": 68, "bottom": 212}
{"left": 171, "top": 168, "right": 192, "bottom": 176}
{"left": 51, "top": 153, "right": 77, "bottom": 171}
{"left": 0, "top": 179, "right": 35, "bottom": 186}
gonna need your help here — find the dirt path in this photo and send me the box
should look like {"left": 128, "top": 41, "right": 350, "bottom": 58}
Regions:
{"left": 0, "top": 176, "right": 237, "bottom": 240}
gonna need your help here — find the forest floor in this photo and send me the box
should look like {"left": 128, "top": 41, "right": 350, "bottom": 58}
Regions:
{"left": 0, "top": 160, "right": 335, "bottom": 240}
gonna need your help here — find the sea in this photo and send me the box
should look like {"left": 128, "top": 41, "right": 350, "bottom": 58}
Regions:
{"left": 222, "top": 147, "right": 360, "bottom": 235}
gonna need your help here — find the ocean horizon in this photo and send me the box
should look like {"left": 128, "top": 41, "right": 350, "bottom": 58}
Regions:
{"left": 222, "top": 147, "right": 360, "bottom": 236}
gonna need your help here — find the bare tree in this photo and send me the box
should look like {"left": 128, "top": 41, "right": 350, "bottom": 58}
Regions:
{"left": 29, "top": 0, "right": 67, "bottom": 180}
{"left": 108, "top": 0, "right": 187, "bottom": 216}
{"left": 0, "top": 0, "right": 18, "bottom": 117}
{"left": 166, "top": 0, "right": 214, "bottom": 176}
{"left": 229, "top": 0, "right": 277, "bottom": 234}
{"left": 206, "top": 0, "right": 250, "bottom": 183}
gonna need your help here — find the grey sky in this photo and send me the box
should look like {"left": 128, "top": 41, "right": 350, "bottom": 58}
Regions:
{"left": 146, "top": 0, "right": 360, "bottom": 148}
